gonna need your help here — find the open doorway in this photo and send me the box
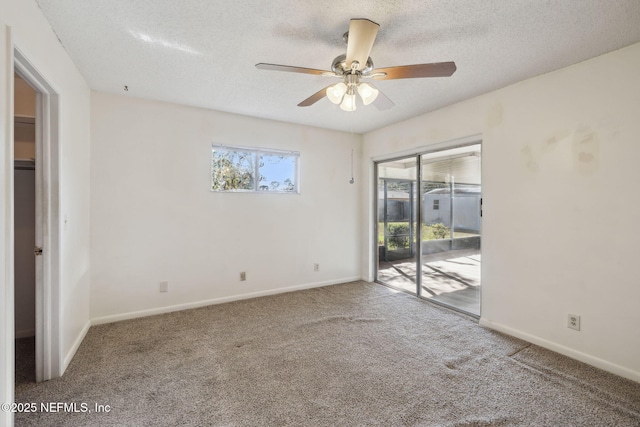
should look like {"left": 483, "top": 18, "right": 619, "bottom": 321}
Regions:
{"left": 376, "top": 157, "right": 419, "bottom": 294}
{"left": 12, "top": 48, "right": 62, "bottom": 383}
{"left": 419, "top": 145, "right": 481, "bottom": 315}
{"left": 14, "top": 73, "right": 37, "bottom": 384}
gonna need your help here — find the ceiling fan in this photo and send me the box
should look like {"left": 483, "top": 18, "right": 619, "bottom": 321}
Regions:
{"left": 256, "top": 18, "right": 457, "bottom": 112}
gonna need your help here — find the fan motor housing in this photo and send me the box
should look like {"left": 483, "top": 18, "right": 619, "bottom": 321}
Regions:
{"left": 331, "top": 54, "right": 374, "bottom": 75}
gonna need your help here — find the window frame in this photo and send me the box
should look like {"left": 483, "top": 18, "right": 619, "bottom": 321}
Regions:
{"left": 211, "top": 144, "right": 300, "bottom": 194}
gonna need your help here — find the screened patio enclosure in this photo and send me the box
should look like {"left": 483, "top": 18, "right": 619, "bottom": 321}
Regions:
{"left": 376, "top": 144, "right": 482, "bottom": 316}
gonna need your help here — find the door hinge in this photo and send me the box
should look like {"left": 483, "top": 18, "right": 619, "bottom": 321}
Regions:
{"left": 34, "top": 246, "right": 43, "bottom": 256}
{"left": 480, "top": 198, "right": 483, "bottom": 217}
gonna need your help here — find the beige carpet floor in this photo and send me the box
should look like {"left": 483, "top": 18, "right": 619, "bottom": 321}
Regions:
{"left": 14, "top": 281, "right": 640, "bottom": 426}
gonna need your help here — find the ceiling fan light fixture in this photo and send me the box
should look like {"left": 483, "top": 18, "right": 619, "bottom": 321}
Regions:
{"left": 326, "top": 82, "right": 347, "bottom": 104}
{"left": 340, "top": 93, "right": 357, "bottom": 111}
{"left": 256, "top": 18, "right": 455, "bottom": 111}
{"left": 357, "top": 82, "right": 379, "bottom": 105}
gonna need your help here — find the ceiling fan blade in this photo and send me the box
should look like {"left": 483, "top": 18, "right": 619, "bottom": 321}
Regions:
{"left": 256, "top": 63, "right": 330, "bottom": 76}
{"left": 345, "top": 19, "right": 379, "bottom": 71}
{"left": 298, "top": 86, "right": 332, "bottom": 107}
{"left": 370, "top": 85, "right": 395, "bottom": 110}
{"left": 372, "top": 62, "right": 457, "bottom": 80}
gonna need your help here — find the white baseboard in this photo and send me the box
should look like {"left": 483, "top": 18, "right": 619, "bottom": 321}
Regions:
{"left": 62, "top": 320, "right": 91, "bottom": 374}
{"left": 91, "top": 277, "right": 361, "bottom": 326}
{"left": 15, "top": 329, "right": 35, "bottom": 339}
{"left": 479, "top": 318, "right": 640, "bottom": 383}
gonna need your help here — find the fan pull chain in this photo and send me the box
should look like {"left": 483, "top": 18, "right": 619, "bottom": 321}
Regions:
{"left": 350, "top": 148, "right": 355, "bottom": 184}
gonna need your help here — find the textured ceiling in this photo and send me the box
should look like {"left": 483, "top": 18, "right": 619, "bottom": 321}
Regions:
{"left": 35, "top": 0, "right": 640, "bottom": 133}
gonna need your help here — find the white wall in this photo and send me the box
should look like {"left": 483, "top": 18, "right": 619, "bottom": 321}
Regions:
{"left": 363, "top": 42, "right": 640, "bottom": 382}
{"left": 1, "top": 0, "right": 91, "bottom": 422}
{"left": 90, "top": 92, "right": 361, "bottom": 322}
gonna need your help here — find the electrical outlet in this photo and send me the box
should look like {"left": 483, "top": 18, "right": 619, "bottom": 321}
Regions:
{"left": 314, "top": 263, "right": 319, "bottom": 272}
{"left": 568, "top": 314, "right": 580, "bottom": 331}
{"left": 159, "top": 281, "right": 168, "bottom": 293}
{"left": 240, "top": 272, "right": 246, "bottom": 281}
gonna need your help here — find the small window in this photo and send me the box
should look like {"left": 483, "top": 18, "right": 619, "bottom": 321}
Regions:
{"left": 433, "top": 199, "right": 440, "bottom": 210}
{"left": 211, "top": 145, "right": 299, "bottom": 193}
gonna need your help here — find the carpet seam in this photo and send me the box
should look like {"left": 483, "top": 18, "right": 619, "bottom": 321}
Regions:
{"left": 506, "top": 343, "right": 532, "bottom": 358}
{"left": 507, "top": 352, "right": 640, "bottom": 420}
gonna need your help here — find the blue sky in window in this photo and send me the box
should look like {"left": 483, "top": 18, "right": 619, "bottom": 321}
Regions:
{"left": 259, "top": 155, "right": 296, "bottom": 190}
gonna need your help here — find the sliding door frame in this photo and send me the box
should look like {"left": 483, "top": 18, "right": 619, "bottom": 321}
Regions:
{"left": 415, "top": 158, "right": 423, "bottom": 297}
{"left": 373, "top": 135, "right": 483, "bottom": 316}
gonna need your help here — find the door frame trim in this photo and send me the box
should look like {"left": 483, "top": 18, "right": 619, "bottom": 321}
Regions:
{"left": 13, "top": 47, "right": 61, "bottom": 382}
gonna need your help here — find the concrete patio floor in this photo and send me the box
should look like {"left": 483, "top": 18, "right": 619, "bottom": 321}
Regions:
{"left": 377, "top": 248, "right": 480, "bottom": 316}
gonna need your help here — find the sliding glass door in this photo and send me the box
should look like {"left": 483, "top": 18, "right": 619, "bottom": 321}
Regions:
{"left": 375, "top": 144, "right": 482, "bottom": 316}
